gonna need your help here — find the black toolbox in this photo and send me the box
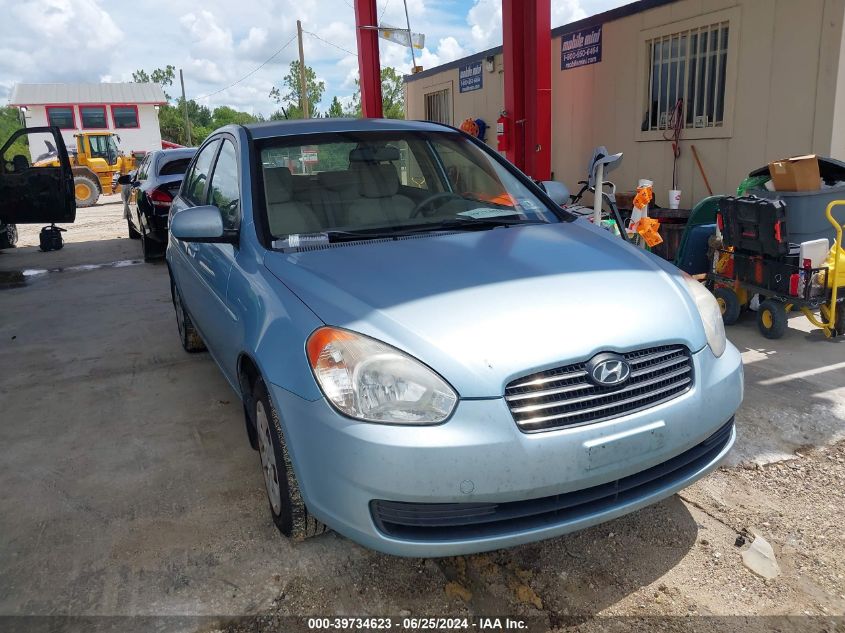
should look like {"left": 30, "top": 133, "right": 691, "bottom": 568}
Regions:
{"left": 718, "top": 196, "right": 789, "bottom": 257}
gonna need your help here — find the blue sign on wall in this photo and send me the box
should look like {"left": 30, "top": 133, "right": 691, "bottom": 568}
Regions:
{"left": 560, "top": 25, "right": 602, "bottom": 70}
{"left": 459, "top": 61, "right": 483, "bottom": 93}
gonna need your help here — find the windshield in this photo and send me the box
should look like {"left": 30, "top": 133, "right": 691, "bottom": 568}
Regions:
{"left": 256, "top": 131, "right": 561, "bottom": 242}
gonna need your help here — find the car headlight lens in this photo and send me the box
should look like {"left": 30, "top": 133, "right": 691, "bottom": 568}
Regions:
{"left": 306, "top": 327, "right": 458, "bottom": 424}
{"left": 683, "top": 274, "right": 726, "bottom": 357}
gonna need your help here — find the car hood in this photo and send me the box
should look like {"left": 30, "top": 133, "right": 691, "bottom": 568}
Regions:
{"left": 263, "top": 222, "right": 707, "bottom": 397}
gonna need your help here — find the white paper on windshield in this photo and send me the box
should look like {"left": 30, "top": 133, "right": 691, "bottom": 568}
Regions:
{"left": 457, "top": 208, "right": 520, "bottom": 219}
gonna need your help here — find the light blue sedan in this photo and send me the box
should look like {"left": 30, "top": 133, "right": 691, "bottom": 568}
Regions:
{"left": 166, "top": 119, "right": 743, "bottom": 557}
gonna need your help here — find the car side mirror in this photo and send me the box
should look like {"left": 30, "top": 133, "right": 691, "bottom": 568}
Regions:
{"left": 116, "top": 174, "right": 133, "bottom": 185}
{"left": 540, "top": 180, "right": 571, "bottom": 207}
{"left": 170, "top": 205, "right": 237, "bottom": 244}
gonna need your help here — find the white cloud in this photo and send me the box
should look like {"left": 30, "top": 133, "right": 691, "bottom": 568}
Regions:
{"left": 1, "top": 0, "right": 626, "bottom": 113}
{"left": 180, "top": 10, "right": 233, "bottom": 57}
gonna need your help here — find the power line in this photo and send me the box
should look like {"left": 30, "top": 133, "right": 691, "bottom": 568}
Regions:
{"left": 303, "top": 30, "right": 358, "bottom": 57}
{"left": 194, "top": 34, "right": 297, "bottom": 101}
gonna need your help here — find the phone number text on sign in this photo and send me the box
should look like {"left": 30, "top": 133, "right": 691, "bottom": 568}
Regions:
{"left": 560, "top": 25, "right": 602, "bottom": 70}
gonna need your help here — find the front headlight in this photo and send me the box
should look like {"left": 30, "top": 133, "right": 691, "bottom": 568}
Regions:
{"left": 683, "top": 274, "right": 726, "bottom": 357}
{"left": 306, "top": 327, "right": 458, "bottom": 424}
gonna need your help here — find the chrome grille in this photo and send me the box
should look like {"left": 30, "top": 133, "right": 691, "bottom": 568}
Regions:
{"left": 505, "top": 345, "right": 693, "bottom": 432}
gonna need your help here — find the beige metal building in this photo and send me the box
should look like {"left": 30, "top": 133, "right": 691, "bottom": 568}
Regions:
{"left": 405, "top": 0, "right": 845, "bottom": 208}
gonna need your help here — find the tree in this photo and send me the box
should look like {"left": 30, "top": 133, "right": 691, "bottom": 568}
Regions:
{"left": 133, "top": 65, "right": 176, "bottom": 101}
{"left": 0, "top": 107, "right": 27, "bottom": 158}
{"left": 269, "top": 61, "right": 325, "bottom": 118}
{"left": 211, "top": 106, "right": 259, "bottom": 127}
{"left": 327, "top": 96, "right": 345, "bottom": 118}
{"left": 346, "top": 67, "right": 405, "bottom": 119}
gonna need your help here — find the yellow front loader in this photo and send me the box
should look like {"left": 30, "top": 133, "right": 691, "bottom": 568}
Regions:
{"left": 33, "top": 132, "right": 137, "bottom": 207}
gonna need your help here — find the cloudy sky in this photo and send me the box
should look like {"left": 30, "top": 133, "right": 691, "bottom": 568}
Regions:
{"left": 0, "top": 0, "right": 629, "bottom": 116}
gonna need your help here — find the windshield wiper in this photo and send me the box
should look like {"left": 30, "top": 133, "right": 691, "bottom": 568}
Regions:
{"left": 273, "top": 217, "right": 545, "bottom": 249}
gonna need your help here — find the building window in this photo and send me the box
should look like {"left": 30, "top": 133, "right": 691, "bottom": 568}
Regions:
{"left": 80, "top": 105, "right": 107, "bottom": 129}
{"left": 638, "top": 8, "right": 739, "bottom": 140}
{"left": 111, "top": 105, "right": 139, "bottom": 129}
{"left": 424, "top": 89, "right": 451, "bottom": 125}
{"left": 46, "top": 106, "right": 75, "bottom": 129}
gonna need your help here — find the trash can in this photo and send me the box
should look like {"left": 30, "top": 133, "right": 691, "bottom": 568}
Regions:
{"left": 748, "top": 185, "right": 845, "bottom": 244}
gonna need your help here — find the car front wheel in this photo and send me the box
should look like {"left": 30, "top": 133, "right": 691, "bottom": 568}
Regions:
{"left": 252, "top": 378, "right": 326, "bottom": 541}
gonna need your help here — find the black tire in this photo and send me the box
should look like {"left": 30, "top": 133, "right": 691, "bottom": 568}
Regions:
{"left": 757, "top": 299, "right": 788, "bottom": 339}
{"left": 0, "top": 223, "right": 17, "bottom": 249}
{"left": 127, "top": 219, "right": 141, "bottom": 239}
{"left": 141, "top": 231, "right": 156, "bottom": 262}
{"left": 252, "top": 378, "right": 326, "bottom": 541}
{"left": 74, "top": 175, "right": 99, "bottom": 207}
{"left": 171, "top": 277, "right": 206, "bottom": 352}
{"left": 714, "top": 287, "right": 741, "bottom": 326}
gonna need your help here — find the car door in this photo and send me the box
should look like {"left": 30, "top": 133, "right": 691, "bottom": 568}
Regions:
{"left": 130, "top": 154, "right": 151, "bottom": 230}
{"left": 169, "top": 138, "right": 221, "bottom": 337}
{"left": 0, "top": 126, "right": 75, "bottom": 224}
{"left": 187, "top": 137, "right": 242, "bottom": 378}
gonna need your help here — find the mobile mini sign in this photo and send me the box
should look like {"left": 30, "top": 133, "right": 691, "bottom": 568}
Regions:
{"left": 459, "top": 61, "right": 483, "bottom": 93}
{"left": 560, "top": 25, "right": 602, "bottom": 70}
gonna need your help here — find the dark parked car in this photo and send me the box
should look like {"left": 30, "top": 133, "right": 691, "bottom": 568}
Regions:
{"left": 122, "top": 148, "right": 196, "bottom": 260}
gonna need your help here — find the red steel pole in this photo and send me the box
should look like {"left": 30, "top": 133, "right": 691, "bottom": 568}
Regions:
{"left": 354, "top": 0, "right": 383, "bottom": 118}
{"left": 502, "top": 0, "right": 551, "bottom": 180}
{"left": 525, "top": 0, "right": 551, "bottom": 181}
{"left": 502, "top": 0, "right": 525, "bottom": 171}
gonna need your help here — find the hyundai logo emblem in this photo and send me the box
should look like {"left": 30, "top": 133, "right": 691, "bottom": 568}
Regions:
{"left": 587, "top": 353, "right": 631, "bottom": 387}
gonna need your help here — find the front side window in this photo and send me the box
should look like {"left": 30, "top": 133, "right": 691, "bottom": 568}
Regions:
{"left": 88, "top": 135, "right": 114, "bottom": 162}
{"left": 208, "top": 141, "right": 240, "bottom": 230}
{"left": 257, "top": 131, "right": 561, "bottom": 242}
{"left": 80, "top": 106, "right": 107, "bottom": 128}
{"left": 183, "top": 139, "right": 220, "bottom": 204}
{"left": 111, "top": 105, "right": 139, "bottom": 129}
{"left": 46, "top": 106, "right": 74, "bottom": 129}
{"left": 137, "top": 154, "right": 152, "bottom": 181}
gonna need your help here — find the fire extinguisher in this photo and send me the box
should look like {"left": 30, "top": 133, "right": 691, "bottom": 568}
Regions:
{"left": 496, "top": 112, "right": 511, "bottom": 152}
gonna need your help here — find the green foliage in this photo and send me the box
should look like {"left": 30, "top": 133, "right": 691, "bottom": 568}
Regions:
{"left": 133, "top": 65, "right": 176, "bottom": 101}
{"left": 270, "top": 61, "right": 325, "bottom": 118}
{"left": 0, "top": 106, "right": 28, "bottom": 158}
{"left": 327, "top": 96, "right": 346, "bottom": 118}
{"left": 346, "top": 67, "right": 405, "bottom": 119}
{"left": 211, "top": 106, "right": 259, "bottom": 127}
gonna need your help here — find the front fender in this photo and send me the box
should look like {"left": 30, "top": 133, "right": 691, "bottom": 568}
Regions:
{"left": 228, "top": 252, "right": 325, "bottom": 401}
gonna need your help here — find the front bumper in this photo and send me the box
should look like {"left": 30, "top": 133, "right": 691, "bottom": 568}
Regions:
{"left": 270, "top": 343, "right": 743, "bottom": 557}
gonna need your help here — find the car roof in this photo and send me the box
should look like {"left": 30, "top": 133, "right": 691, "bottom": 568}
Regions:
{"left": 241, "top": 117, "right": 455, "bottom": 140}
{"left": 157, "top": 147, "right": 197, "bottom": 159}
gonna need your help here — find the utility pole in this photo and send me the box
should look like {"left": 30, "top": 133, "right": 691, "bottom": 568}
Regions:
{"left": 179, "top": 68, "right": 192, "bottom": 146}
{"left": 402, "top": 0, "right": 417, "bottom": 72}
{"left": 296, "top": 20, "right": 310, "bottom": 119}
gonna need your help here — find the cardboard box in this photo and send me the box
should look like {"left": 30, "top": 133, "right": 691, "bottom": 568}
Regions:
{"left": 768, "top": 155, "right": 821, "bottom": 192}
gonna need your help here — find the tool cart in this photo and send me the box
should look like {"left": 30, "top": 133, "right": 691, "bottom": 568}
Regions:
{"left": 709, "top": 197, "right": 845, "bottom": 339}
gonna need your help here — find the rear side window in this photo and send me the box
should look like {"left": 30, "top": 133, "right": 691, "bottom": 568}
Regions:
{"left": 183, "top": 140, "right": 220, "bottom": 204}
{"left": 159, "top": 157, "right": 192, "bottom": 176}
{"left": 208, "top": 140, "right": 240, "bottom": 230}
